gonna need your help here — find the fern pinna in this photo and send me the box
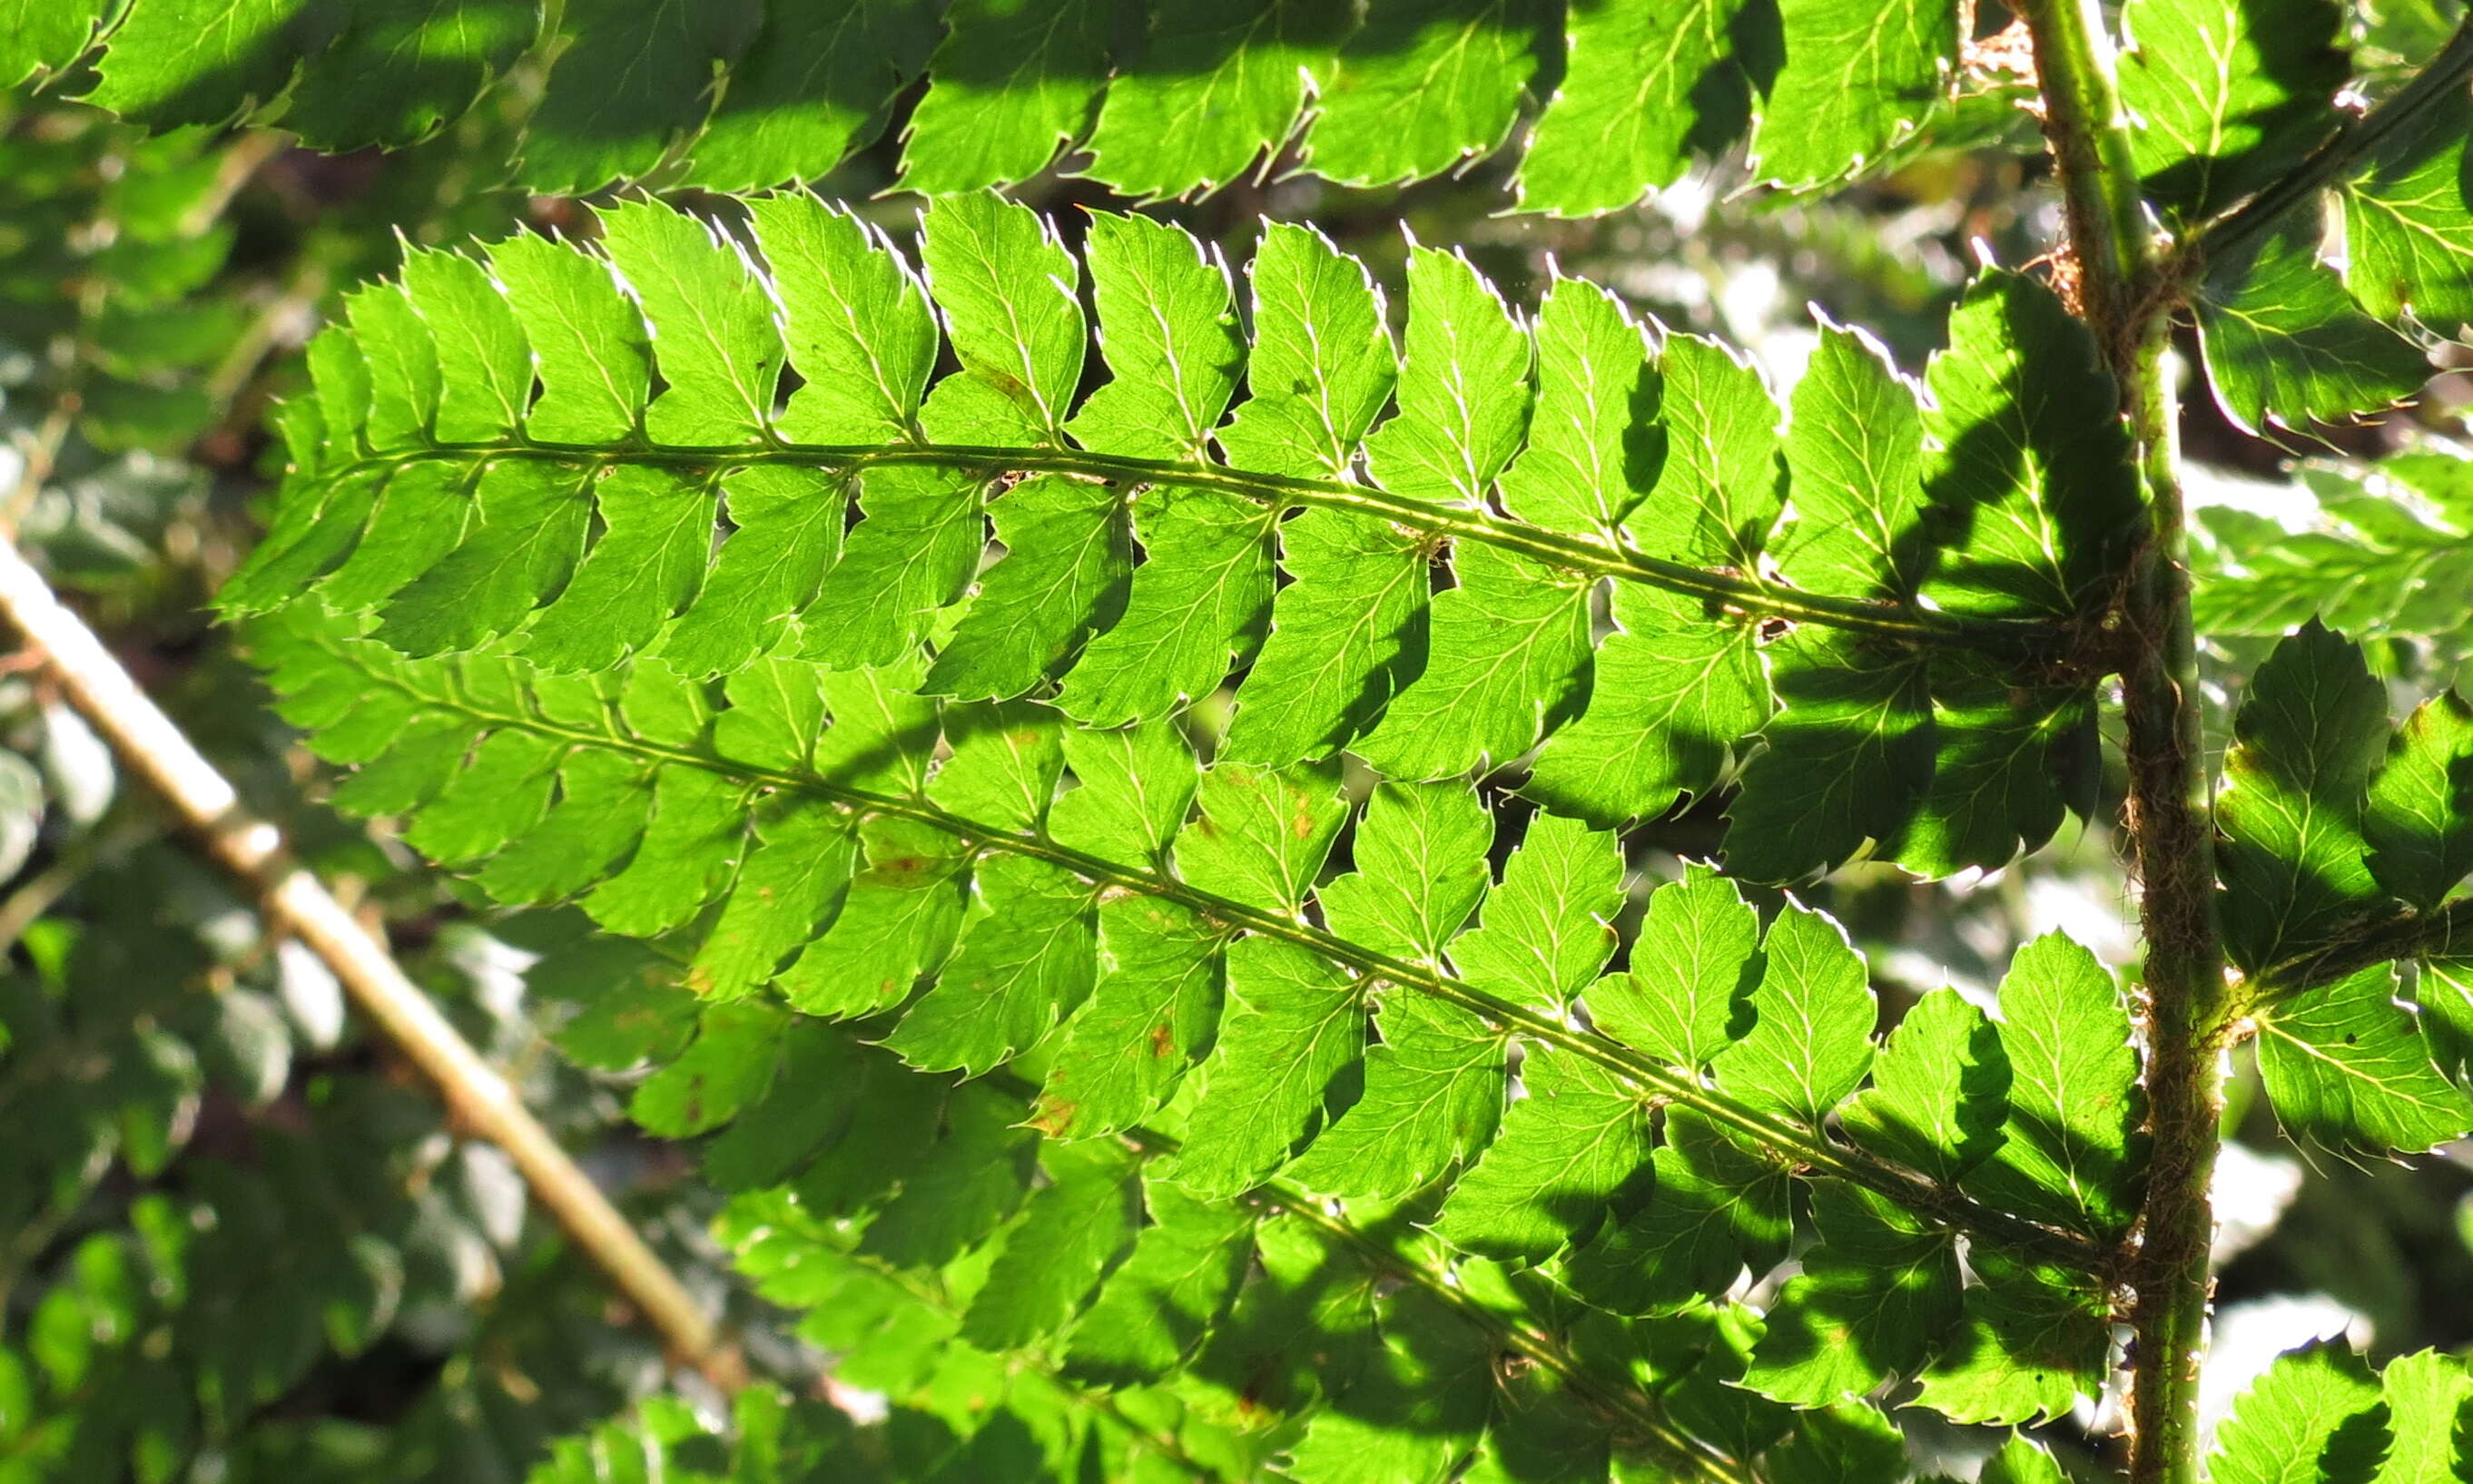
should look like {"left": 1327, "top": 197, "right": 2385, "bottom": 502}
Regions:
{"left": 209, "top": 176, "right": 2473, "bottom": 1483}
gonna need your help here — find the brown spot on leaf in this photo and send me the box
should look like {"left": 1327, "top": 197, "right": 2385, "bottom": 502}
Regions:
{"left": 1028, "top": 1096, "right": 1076, "bottom": 1136}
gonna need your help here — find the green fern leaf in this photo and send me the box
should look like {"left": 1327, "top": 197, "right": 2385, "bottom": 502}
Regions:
{"left": 1173, "top": 761, "right": 1347, "bottom": 914}
{"left": 230, "top": 195, "right": 2103, "bottom": 883}
{"left": 251, "top": 610, "right": 2095, "bottom": 1300}
{"left": 2364, "top": 691, "right": 2473, "bottom": 911}
{"left": 2192, "top": 453, "right": 2473, "bottom": 641}
{"left": 1, "top": 0, "right": 105, "bottom": 87}
{"left": 747, "top": 196, "right": 937, "bottom": 443}
{"left": 1519, "top": 584, "right": 1771, "bottom": 833}
{"left": 702, "top": 1020, "right": 862, "bottom": 1191}
{"left": 1284, "top": 992, "right": 1504, "bottom": 1201}
{"left": 1911, "top": 1249, "right": 2111, "bottom": 1426}
{"left": 1317, "top": 781, "right": 1494, "bottom": 963}
{"left": 1759, "top": 1397, "right": 1908, "bottom": 1484}
{"left": 1750, "top": 0, "right": 1955, "bottom": 190}
{"left": 1427, "top": 1053, "right": 1652, "bottom": 1265}
{"left": 1513, "top": 0, "right": 1770, "bottom": 215}
{"left": 1921, "top": 272, "right": 2143, "bottom": 623}
{"left": 1586, "top": 864, "right": 1761, "bottom": 1071}
{"left": 687, "top": 1, "right": 941, "bottom": 194}
{"left": 1079, "top": 1, "right": 1345, "bottom": 199}
{"left": 1722, "top": 626, "right": 1933, "bottom": 881}
{"left": 2206, "top": 1345, "right": 2389, "bottom": 1484}
{"left": 1033, "top": 899, "right": 1225, "bottom": 1138}
{"left": 2219, "top": 620, "right": 2394, "bottom": 973}
{"left": 1276, "top": 1287, "right": 1493, "bottom": 1484}
{"left": 1709, "top": 900, "right": 1877, "bottom": 1126}
{"left": 1960, "top": 934, "right": 2148, "bottom": 1241}
{"left": 2340, "top": 106, "right": 2473, "bottom": 335}
{"left": 1067, "top": 211, "right": 1247, "bottom": 462}
{"left": 1298, "top": 0, "right": 1549, "bottom": 191}
{"left": 959, "top": 1140, "right": 1140, "bottom": 1352}
{"left": 2254, "top": 963, "right": 2471, "bottom": 1152}
{"left": 488, "top": 231, "right": 654, "bottom": 442}
{"left": 1166, "top": 936, "right": 1366, "bottom": 1196}
{"left": 628, "top": 1002, "right": 786, "bottom": 1139}
{"left": 2374, "top": 1350, "right": 2473, "bottom": 1484}
{"left": 1562, "top": 1108, "right": 1793, "bottom": 1315}
{"left": 2196, "top": 211, "right": 2431, "bottom": 437}
{"left": 523, "top": 0, "right": 761, "bottom": 195}
{"left": 1740, "top": 1182, "right": 1961, "bottom": 1406}
{"left": 1443, "top": 811, "right": 1624, "bottom": 1016}
{"left": 1777, "top": 320, "right": 1929, "bottom": 604}
{"left": 897, "top": 0, "right": 1114, "bottom": 194}
{"left": 2118, "top": 0, "right": 2347, "bottom": 217}
{"left": 1839, "top": 988, "right": 2012, "bottom": 1187}
{"left": 549, "top": 923, "right": 2153, "bottom": 1473}
{"left": 1059, "top": 1178, "right": 1255, "bottom": 1388}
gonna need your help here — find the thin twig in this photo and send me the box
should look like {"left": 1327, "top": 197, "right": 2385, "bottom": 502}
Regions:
{"left": 0, "top": 536, "right": 746, "bottom": 1392}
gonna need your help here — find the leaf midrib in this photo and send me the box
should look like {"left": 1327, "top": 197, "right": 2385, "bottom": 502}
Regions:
{"left": 294, "top": 435, "right": 2074, "bottom": 658}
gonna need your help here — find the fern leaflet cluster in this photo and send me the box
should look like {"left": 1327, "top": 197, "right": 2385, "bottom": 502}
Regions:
{"left": 217, "top": 177, "right": 2473, "bottom": 1479}
{"left": 248, "top": 610, "right": 2140, "bottom": 1454}
{"left": 224, "top": 193, "right": 2137, "bottom": 884}
{"left": 31, "top": 0, "right": 1964, "bottom": 210}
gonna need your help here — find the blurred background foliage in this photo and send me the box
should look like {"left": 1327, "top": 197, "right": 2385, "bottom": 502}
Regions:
{"left": 2, "top": 0, "right": 2470, "bottom": 1477}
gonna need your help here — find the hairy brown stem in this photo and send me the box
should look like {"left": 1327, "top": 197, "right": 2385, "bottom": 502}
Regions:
{"left": 2019, "top": 4, "right": 2227, "bottom": 1482}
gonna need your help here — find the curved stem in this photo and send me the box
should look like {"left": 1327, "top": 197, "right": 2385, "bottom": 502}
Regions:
{"left": 2249, "top": 897, "right": 2473, "bottom": 1009}
{"left": 293, "top": 437, "right": 2073, "bottom": 660}
{"left": 0, "top": 540, "right": 746, "bottom": 1392}
{"left": 2187, "top": 18, "right": 2473, "bottom": 270}
{"left": 2021, "top": 5, "right": 2227, "bottom": 1483}
{"left": 2019, "top": 0, "right": 2156, "bottom": 363}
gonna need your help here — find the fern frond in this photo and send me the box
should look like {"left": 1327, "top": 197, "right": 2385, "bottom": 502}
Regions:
{"left": 2193, "top": 449, "right": 2473, "bottom": 644}
{"left": 48, "top": 0, "right": 2465, "bottom": 440}
{"left": 49, "top": 0, "right": 1966, "bottom": 205}
{"left": 250, "top": 611, "right": 2153, "bottom": 1432}
{"left": 526, "top": 1389, "right": 869, "bottom": 1484}
{"left": 549, "top": 939, "right": 1716, "bottom": 1479}
{"left": 231, "top": 193, "right": 2133, "bottom": 882}
{"left": 535, "top": 929, "right": 2112, "bottom": 1479}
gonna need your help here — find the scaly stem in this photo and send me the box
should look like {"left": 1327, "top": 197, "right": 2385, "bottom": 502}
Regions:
{"left": 2115, "top": 329, "right": 2225, "bottom": 1484}
{"left": 2020, "top": 5, "right": 2228, "bottom": 1483}
{"left": 2253, "top": 897, "right": 2473, "bottom": 1003}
